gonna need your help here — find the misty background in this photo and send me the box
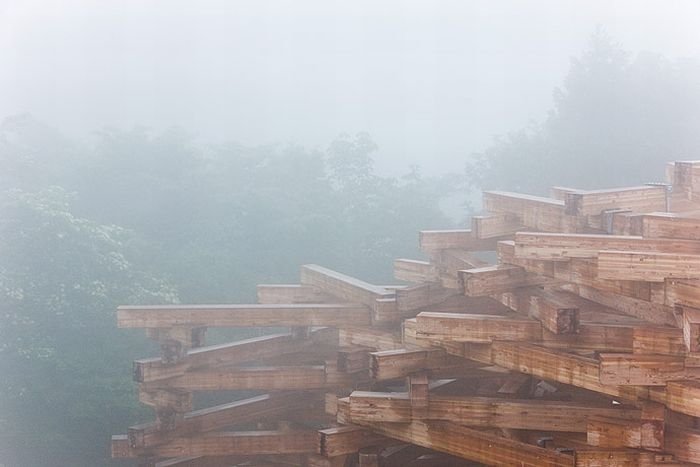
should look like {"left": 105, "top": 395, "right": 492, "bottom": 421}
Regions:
{"left": 2, "top": 1, "right": 700, "bottom": 466}
{"left": 2, "top": 0, "right": 700, "bottom": 175}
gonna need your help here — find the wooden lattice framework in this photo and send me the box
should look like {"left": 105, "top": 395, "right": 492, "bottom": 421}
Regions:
{"left": 112, "top": 160, "right": 700, "bottom": 466}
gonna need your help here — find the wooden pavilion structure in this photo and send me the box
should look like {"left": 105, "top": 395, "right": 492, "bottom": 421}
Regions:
{"left": 113, "top": 160, "right": 700, "bottom": 466}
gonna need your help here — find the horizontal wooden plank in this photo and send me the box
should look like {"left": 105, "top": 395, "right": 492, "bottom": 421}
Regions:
{"left": 393, "top": 259, "right": 439, "bottom": 283}
{"left": 471, "top": 213, "right": 523, "bottom": 239}
{"left": 144, "top": 364, "right": 367, "bottom": 391}
{"left": 112, "top": 429, "right": 317, "bottom": 458}
{"left": 394, "top": 283, "right": 458, "bottom": 313}
{"left": 419, "top": 229, "right": 501, "bottom": 253}
{"left": 117, "top": 303, "right": 371, "bottom": 328}
{"left": 587, "top": 416, "right": 663, "bottom": 451}
{"left": 256, "top": 284, "right": 333, "bottom": 304}
{"left": 416, "top": 312, "right": 542, "bottom": 343}
{"left": 300, "top": 264, "right": 394, "bottom": 307}
{"left": 639, "top": 213, "right": 700, "bottom": 240}
{"left": 490, "top": 342, "right": 645, "bottom": 400}
{"left": 435, "top": 249, "right": 490, "bottom": 288}
{"left": 564, "top": 185, "right": 667, "bottom": 216}
{"left": 145, "top": 365, "right": 324, "bottom": 391}
{"left": 460, "top": 264, "right": 553, "bottom": 296}
{"left": 514, "top": 232, "right": 700, "bottom": 260}
{"left": 347, "top": 391, "right": 640, "bottom": 433}
{"left": 369, "top": 348, "right": 478, "bottom": 380}
{"left": 134, "top": 330, "right": 336, "bottom": 382}
{"left": 317, "top": 425, "right": 388, "bottom": 457}
{"left": 482, "top": 191, "right": 574, "bottom": 233}
{"left": 666, "top": 424, "right": 700, "bottom": 464}
{"left": 338, "top": 326, "right": 403, "bottom": 351}
{"left": 598, "top": 354, "right": 690, "bottom": 386}
{"left": 598, "top": 251, "right": 700, "bottom": 282}
{"left": 665, "top": 381, "right": 700, "bottom": 417}
{"left": 153, "top": 455, "right": 251, "bottom": 467}
{"left": 571, "top": 284, "right": 678, "bottom": 327}
{"left": 128, "top": 393, "right": 315, "bottom": 448}
{"left": 666, "top": 278, "right": 700, "bottom": 308}
{"left": 350, "top": 420, "right": 575, "bottom": 467}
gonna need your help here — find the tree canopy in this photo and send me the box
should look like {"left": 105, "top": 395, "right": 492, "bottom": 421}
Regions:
{"left": 0, "top": 118, "right": 454, "bottom": 465}
{"left": 468, "top": 29, "right": 700, "bottom": 195}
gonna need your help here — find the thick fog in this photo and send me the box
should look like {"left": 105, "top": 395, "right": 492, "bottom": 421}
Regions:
{"left": 2, "top": 0, "right": 699, "bottom": 175}
{"left": 4, "top": 2, "right": 700, "bottom": 466}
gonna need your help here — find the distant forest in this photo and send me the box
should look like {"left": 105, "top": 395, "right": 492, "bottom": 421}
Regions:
{"left": 2, "top": 31, "right": 700, "bottom": 466}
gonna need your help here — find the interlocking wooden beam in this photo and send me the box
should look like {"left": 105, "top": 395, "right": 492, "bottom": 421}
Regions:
{"left": 598, "top": 251, "right": 700, "bottom": 282}
{"left": 416, "top": 312, "right": 542, "bottom": 343}
{"left": 143, "top": 363, "right": 368, "bottom": 391}
{"left": 256, "top": 284, "right": 334, "bottom": 304}
{"left": 113, "top": 161, "right": 700, "bottom": 466}
{"left": 483, "top": 191, "right": 568, "bottom": 229}
{"left": 394, "top": 259, "right": 439, "bottom": 283}
{"left": 317, "top": 425, "right": 389, "bottom": 457}
{"left": 586, "top": 416, "right": 664, "bottom": 451}
{"left": 394, "top": 283, "right": 458, "bottom": 314}
{"left": 639, "top": 213, "right": 700, "bottom": 240}
{"left": 598, "top": 354, "right": 692, "bottom": 386}
{"left": 460, "top": 264, "right": 553, "bottom": 296}
{"left": 347, "top": 391, "right": 640, "bottom": 433}
{"left": 300, "top": 264, "right": 394, "bottom": 309}
{"left": 564, "top": 185, "right": 667, "bottom": 216}
{"left": 489, "top": 342, "right": 645, "bottom": 400}
{"left": 112, "top": 429, "right": 318, "bottom": 458}
{"left": 369, "top": 348, "right": 479, "bottom": 380}
{"left": 117, "top": 303, "right": 371, "bottom": 328}
{"left": 350, "top": 420, "right": 575, "bottom": 467}
{"left": 419, "top": 229, "right": 503, "bottom": 253}
{"left": 471, "top": 213, "right": 524, "bottom": 239}
{"left": 514, "top": 232, "right": 700, "bottom": 260}
{"left": 134, "top": 330, "right": 335, "bottom": 382}
{"left": 128, "top": 393, "right": 317, "bottom": 448}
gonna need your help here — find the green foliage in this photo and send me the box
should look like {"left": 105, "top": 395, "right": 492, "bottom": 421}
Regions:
{"left": 468, "top": 29, "right": 700, "bottom": 194}
{"left": 0, "top": 118, "right": 454, "bottom": 465}
{"left": 0, "top": 186, "right": 177, "bottom": 465}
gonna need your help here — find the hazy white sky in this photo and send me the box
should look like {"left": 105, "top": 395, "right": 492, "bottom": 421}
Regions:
{"left": 1, "top": 0, "right": 699, "bottom": 174}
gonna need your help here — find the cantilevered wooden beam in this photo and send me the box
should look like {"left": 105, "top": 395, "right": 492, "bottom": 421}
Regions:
{"left": 338, "top": 326, "right": 402, "bottom": 351}
{"left": 563, "top": 185, "right": 667, "bottom": 216}
{"left": 482, "top": 191, "right": 575, "bottom": 233}
{"left": 489, "top": 342, "right": 645, "bottom": 400}
{"left": 393, "top": 259, "right": 439, "bottom": 283}
{"left": 471, "top": 213, "right": 523, "bottom": 239}
{"left": 300, "top": 264, "right": 394, "bottom": 306}
{"left": 317, "top": 425, "right": 389, "bottom": 457}
{"left": 460, "top": 264, "right": 553, "bottom": 296}
{"left": 369, "top": 348, "right": 478, "bottom": 380}
{"left": 638, "top": 212, "right": 700, "bottom": 240}
{"left": 350, "top": 420, "right": 575, "bottom": 467}
{"left": 598, "top": 353, "right": 693, "bottom": 386}
{"left": 514, "top": 232, "right": 700, "bottom": 260}
{"left": 129, "top": 392, "right": 317, "bottom": 448}
{"left": 256, "top": 284, "right": 334, "bottom": 304}
{"left": 416, "top": 312, "right": 542, "bottom": 343}
{"left": 598, "top": 250, "right": 700, "bottom": 282}
{"left": 394, "top": 283, "right": 458, "bottom": 314}
{"left": 117, "top": 303, "right": 371, "bottom": 328}
{"left": 419, "top": 229, "right": 502, "bottom": 253}
{"left": 586, "top": 416, "right": 663, "bottom": 451}
{"left": 143, "top": 363, "right": 368, "bottom": 391}
{"left": 134, "top": 329, "right": 336, "bottom": 382}
{"left": 347, "top": 391, "right": 640, "bottom": 433}
{"left": 112, "top": 429, "right": 317, "bottom": 458}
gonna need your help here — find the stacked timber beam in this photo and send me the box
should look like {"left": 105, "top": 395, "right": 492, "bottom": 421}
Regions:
{"left": 114, "top": 160, "right": 700, "bottom": 466}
